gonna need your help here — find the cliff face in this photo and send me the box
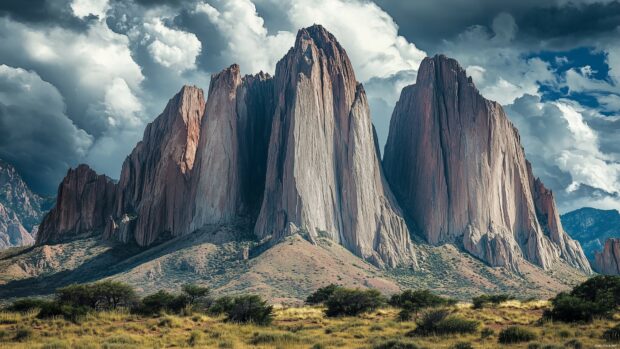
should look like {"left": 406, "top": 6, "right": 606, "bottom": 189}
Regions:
{"left": 0, "top": 159, "right": 46, "bottom": 248}
{"left": 595, "top": 238, "right": 620, "bottom": 275}
{"left": 561, "top": 207, "right": 620, "bottom": 261}
{"left": 254, "top": 25, "right": 415, "bottom": 268}
{"left": 105, "top": 86, "right": 206, "bottom": 245}
{"left": 37, "top": 165, "right": 115, "bottom": 244}
{"left": 383, "top": 55, "right": 589, "bottom": 272}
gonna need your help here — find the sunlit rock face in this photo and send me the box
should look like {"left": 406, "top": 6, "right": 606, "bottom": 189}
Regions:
{"left": 254, "top": 25, "right": 416, "bottom": 268}
{"left": 383, "top": 54, "right": 590, "bottom": 273}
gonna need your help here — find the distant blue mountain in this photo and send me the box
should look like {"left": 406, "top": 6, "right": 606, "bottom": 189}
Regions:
{"left": 561, "top": 207, "right": 620, "bottom": 261}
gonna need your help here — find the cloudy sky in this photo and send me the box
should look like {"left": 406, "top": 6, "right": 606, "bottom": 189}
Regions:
{"left": 0, "top": 0, "right": 618, "bottom": 213}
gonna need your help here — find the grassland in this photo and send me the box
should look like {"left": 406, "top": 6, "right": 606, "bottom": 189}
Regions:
{"left": 0, "top": 300, "right": 617, "bottom": 348}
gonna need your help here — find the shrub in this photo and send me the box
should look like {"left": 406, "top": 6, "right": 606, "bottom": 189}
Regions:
{"left": 225, "top": 295, "right": 273, "bottom": 325}
{"left": 135, "top": 290, "right": 189, "bottom": 315}
{"left": 37, "top": 301, "right": 88, "bottom": 322}
{"left": 543, "top": 293, "right": 597, "bottom": 322}
{"left": 13, "top": 326, "right": 33, "bottom": 342}
{"left": 545, "top": 275, "right": 620, "bottom": 323}
{"left": 372, "top": 340, "right": 419, "bottom": 349}
{"left": 565, "top": 339, "right": 584, "bottom": 349}
{"left": 56, "top": 281, "right": 138, "bottom": 310}
{"left": 603, "top": 323, "right": 620, "bottom": 342}
{"left": 209, "top": 296, "right": 235, "bottom": 315}
{"left": 498, "top": 326, "right": 537, "bottom": 344}
{"left": 408, "top": 309, "right": 478, "bottom": 336}
{"left": 188, "top": 330, "right": 203, "bottom": 347}
{"left": 182, "top": 284, "right": 211, "bottom": 312}
{"left": 481, "top": 327, "right": 494, "bottom": 338}
{"left": 389, "top": 289, "right": 456, "bottom": 320}
{"left": 451, "top": 342, "right": 473, "bottom": 349}
{"left": 472, "top": 294, "right": 515, "bottom": 309}
{"left": 306, "top": 284, "right": 341, "bottom": 305}
{"left": 527, "top": 344, "right": 542, "bottom": 349}
{"left": 6, "top": 298, "right": 52, "bottom": 313}
{"left": 325, "top": 288, "right": 386, "bottom": 317}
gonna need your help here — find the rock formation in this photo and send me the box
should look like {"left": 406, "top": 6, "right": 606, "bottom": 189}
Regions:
{"left": 383, "top": 54, "right": 589, "bottom": 272}
{"left": 105, "top": 86, "right": 206, "bottom": 245}
{"left": 254, "top": 25, "right": 415, "bottom": 268}
{"left": 37, "top": 165, "right": 116, "bottom": 244}
{"left": 0, "top": 159, "right": 48, "bottom": 249}
{"left": 595, "top": 238, "right": 620, "bottom": 275}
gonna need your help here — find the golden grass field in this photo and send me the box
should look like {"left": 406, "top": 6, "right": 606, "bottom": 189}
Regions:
{"left": 0, "top": 300, "right": 618, "bottom": 348}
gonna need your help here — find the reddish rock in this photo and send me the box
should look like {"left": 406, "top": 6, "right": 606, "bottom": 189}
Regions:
{"left": 105, "top": 86, "right": 206, "bottom": 245}
{"left": 37, "top": 165, "right": 116, "bottom": 244}
{"left": 383, "top": 54, "right": 589, "bottom": 272}
{"left": 595, "top": 238, "right": 620, "bottom": 275}
{"left": 254, "top": 25, "right": 415, "bottom": 268}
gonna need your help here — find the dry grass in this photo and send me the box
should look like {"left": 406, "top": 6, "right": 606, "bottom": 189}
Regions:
{"left": 0, "top": 301, "right": 615, "bottom": 348}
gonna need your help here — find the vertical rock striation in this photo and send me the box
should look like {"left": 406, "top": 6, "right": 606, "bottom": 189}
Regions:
{"left": 383, "top": 54, "right": 589, "bottom": 272}
{"left": 105, "top": 86, "right": 206, "bottom": 245}
{"left": 37, "top": 165, "right": 116, "bottom": 244}
{"left": 595, "top": 238, "right": 620, "bottom": 275}
{"left": 254, "top": 25, "right": 415, "bottom": 268}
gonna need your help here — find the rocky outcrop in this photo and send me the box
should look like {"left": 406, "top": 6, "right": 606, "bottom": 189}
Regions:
{"left": 0, "top": 159, "right": 46, "bottom": 248}
{"left": 254, "top": 25, "right": 415, "bottom": 268}
{"left": 105, "top": 86, "right": 206, "bottom": 245}
{"left": 383, "top": 54, "right": 589, "bottom": 272}
{"left": 0, "top": 203, "right": 34, "bottom": 249}
{"left": 595, "top": 238, "right": 620, "bottom": 275}
{"left": 561, "top": 207, "right": 620, "bottom": 262}
{"left": 37, "top": 165, "right": 116, "bottom": 244}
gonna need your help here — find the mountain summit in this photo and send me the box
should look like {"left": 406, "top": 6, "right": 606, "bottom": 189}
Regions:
{"left": 383, "top": 55, "right": 590, "bottom": 273}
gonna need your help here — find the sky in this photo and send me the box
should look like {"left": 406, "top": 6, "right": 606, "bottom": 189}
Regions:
{"left": 0, "top": 0, "right": 618, "bottom": 213}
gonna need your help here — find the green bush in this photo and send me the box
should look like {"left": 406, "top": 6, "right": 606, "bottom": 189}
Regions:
{"left": 56, "top": 281, "right": 138, "bottom": 310}
{"left": 472, "top": 294, "right": 515, "bottom": 309}
{"left": 481, "top": 327, "right": 494, "bottom": 338}
{"left": 545, "top": 275, "right": 620, "bottom": 323}
{"left": 135, "top": 290, "right": 189, "bottom": 315}
{"left": 182, "top": 284, "right": 211, "bottom": 311}
{"left": 408, "top": 309, "right": 478, "bottom": 336}
{"left": 209, "top": 296, "right": 235, "bottom": 315}
{"left": 225, "top": 295, "right": 273, "bottom": 325}
{"left": 565, "top": 339, "right": 584, "bottom": 349}
{"left": 544, "top": 293, "right": 598, "bottom": 322}
{"left": 498, "top": 326, "right": 537, "bottom": 344}
{"left": 6, "top": 298, "right": 53, "bottom": 313}
{"left": 451, "top": 342, "right": 473, "bottom": 349}
{"left": 603, "top": 323, "right": 620, "bottom": 342}
{"left": 389, "top": 289, "right": 456, "bottom": 320}
{"left": 37, "top": 302, "right": 88, "bottom": 322}
{"left": 13, "top": 326, "right": 33, "bottom": 342}
{"left": 325, "top": 288, "right": 386, "bottom": 317}
{"left": 306, "top": 284, "right": 341, "bottom": 305}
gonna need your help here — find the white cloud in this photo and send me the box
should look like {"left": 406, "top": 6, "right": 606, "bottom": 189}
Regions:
{"left": 71, "top": 0, "right": 110, "bottom": 18}
{"left": 194, "top": 0, "right": 294, "bottom": 74}
{"left": 143, "top": 18, "right": 202, "bottom": 72}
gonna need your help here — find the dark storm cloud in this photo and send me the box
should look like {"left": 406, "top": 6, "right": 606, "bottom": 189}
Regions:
{"left": 0, "top": 0, "right": 95, "bottom": 29}
{"left": 374, "top": 0, "right": 620, "bottom": 52}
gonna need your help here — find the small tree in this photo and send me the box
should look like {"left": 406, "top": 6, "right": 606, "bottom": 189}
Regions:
{"left": 472, "top": 294, "right": 515, "bottom": 309}
{"left": 182, "top": 284, "right": 210, "bottom": 304}
{"left": 306, "top": 284, "right": 341, "bottom": 305}
{"left": 209, "top": 296, "right": 235, "bottom": 315}
{"left": 389, "top": 289, "right": 455, "bottom": 320}
{"left": 225, "top": 295, "right": 273, "bottom": 325}
{"left": 93, "top": 281, "right": 139, "bottom": 309}
{"left": 325, "top": 288, "right": 386, "bottom": 317}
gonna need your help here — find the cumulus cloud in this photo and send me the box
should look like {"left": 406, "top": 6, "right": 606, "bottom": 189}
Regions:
{"left": 70, "top": 0, "right": 109, "bottom": 18}
{"left": 141, "top": 18, "right": 201, "bottom": 72}
{"left": 0, "top": 65, "right": 93, "bottom": 193}
{"left": 505, "top": 95, "right": 620, "bottom": 211}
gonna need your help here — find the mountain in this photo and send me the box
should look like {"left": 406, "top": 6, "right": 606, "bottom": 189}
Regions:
{"left": 0, "top": 159, "right": 48, "bottom": 249}
{"left": 594, "top": 238, "right": 620, "bottom": 275}
{"left": 561, "top": 207, "right": 620, "bottom": 261}
{"left": 0, "top": 26, "right": 593, "bottom": 302}
{"left": 254, "top": 25, "right": 414, "bottom": 268}
{"left": 382, "top": 55, "right": 590, "bottom": 273}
